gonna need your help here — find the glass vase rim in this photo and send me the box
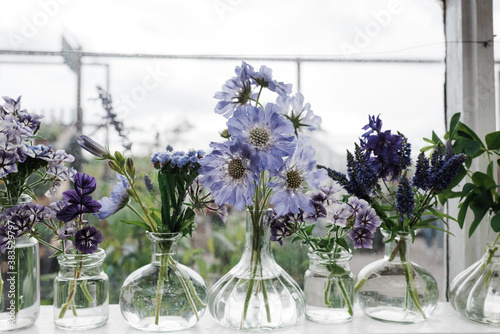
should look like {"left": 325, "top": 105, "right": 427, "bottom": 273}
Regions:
{"left": 381, "top": 229, "right": 411, "bottom": 239}
{"left": 308, "top": 248, "right": 352, "bottom": 262}
{"left": 146, "top": 231, "right": 182, "bottom": 242}
{"left": 57, "top": 247, "right": 106, "bottom": 263}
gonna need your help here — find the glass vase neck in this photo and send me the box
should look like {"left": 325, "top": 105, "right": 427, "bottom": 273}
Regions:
{"left": 382, "top": 230, "right": 412, "bottom": 263}
{"left": 57, "top": 248, "right": 106, "bottom": 267}
{"left": 146, "top": 231, "right": 181, "bottom": 263}
{"left": 243, "top": 209, "right": 273, "bottom": 259}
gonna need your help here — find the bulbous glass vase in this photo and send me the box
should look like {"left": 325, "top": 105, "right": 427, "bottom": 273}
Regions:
{"left": 208, "top": 209, "right": 305, "bottom": 331}
{"left": 449, "top": 243, "right": 500, "bottom": 325}
{"left": 119, "top": 232, "right": 207, "bottom": 332}
{"left": 54, "top": 248, "right": 109, "bottom": 330}
{"left": 355, "top": 231, "right": 438, "bottom": 324}
{"left": 304, "top": 248, "right": 354, "bottom": 324}
{"left": 0, "top": 195, "right": 40, "bottom": 331}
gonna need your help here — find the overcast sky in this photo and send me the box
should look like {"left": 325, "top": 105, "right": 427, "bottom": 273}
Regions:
{"left": 0, "top": 0, "right": 497, "bottom": 168}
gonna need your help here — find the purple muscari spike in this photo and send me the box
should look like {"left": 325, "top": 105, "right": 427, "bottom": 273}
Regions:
{"left": 396, "top": 176, "right": 415, "bottom": 221}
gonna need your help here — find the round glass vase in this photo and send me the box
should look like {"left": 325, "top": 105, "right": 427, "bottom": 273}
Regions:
{"left": 208, "top": 209, "right": 306, "bottom": 331}
{"left": 355, "top": 231, "right": 438, "bottom": 324}
{"left": 449, "top": 243, "right": 500, "bottom": 325}
{"left": 119, "top": 232, "right": 207, "bottom": 332}
{"left": 54, "top": 248, "right": 109, "bottom": 330}
{"left": 304, "top": 248, "right": 354, "bottom": 324}
{"left": 0, "top": 194, "right": 40, "bottom": 331}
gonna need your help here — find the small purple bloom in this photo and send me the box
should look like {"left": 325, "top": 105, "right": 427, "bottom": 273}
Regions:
{"left": 354, "top": 207, "right": 382, "bottom": 233}
{"left": 349, "top": 226, "right": 375, "bottom": 249}
{"left": 74, "top": 226, "right": 103, "bottom": 254}
{"left": 74, "top": 172, "right": 97, "bottom": 195}
{"left": 0, "top": 151, "right": 18, "bottom": 178}
{"left": 77, "top": 135, "right": 108, "bottom": 158}
{"left": 346, "top": 197, "right": 369, "bottom": 215}
{"left": 270, "top": 217, "right": 291, "bottom": 246}
{"left": 396, "top": 176, "right": 415, "bottom": 221}
{"left": 327, "top": 203, "right": 352, "bottom": 227}
{"left": 57, "top": 221, "right": 77, "bottom": 240}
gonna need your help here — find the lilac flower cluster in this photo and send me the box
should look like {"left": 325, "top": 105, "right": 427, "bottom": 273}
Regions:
{"left": 0, "top": 96, "right": 75, "bottom": 198}
{"left": 270, "top": 186, "right": 381, "bottom": 249}
{"left": 0, "top": 202, "right": 53, "bottom": 252}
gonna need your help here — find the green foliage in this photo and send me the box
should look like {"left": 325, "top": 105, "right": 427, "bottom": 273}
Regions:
{"left": 425, "top": 113, "right": 500, "bottom": 237}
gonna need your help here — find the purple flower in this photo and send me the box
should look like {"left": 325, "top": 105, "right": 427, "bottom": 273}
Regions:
{"left": 354, "top": 207, "right": 381, "bottom": 232}
{"left": 55, "top": 172, "right": 102, "bottom": 222}
{"left": 349, "top": 226, "right": 375, "bottom": 249}
{"left": 396, "top": 176, "right": 415, "bottom": 221}
{"left": 57, "top": 221, "right": 77, "bottom": 240}
{"left": 74, "top": 226, "right": 103, "bottom": 254}
{"left": 199, "top": 140, "right": 258, "bottom": 211}
{"left": 77, "top": 135, "right": 109, "bottom": 158}
{"left": 346, "top": 196, "right": 369, "bottom": 215}
{"left": 268, "top": 145, "right": 328, "bottom": 216}
{"left": 228, "top": 103, "right": 296, "bottom": 172}
{"left": 25, "top": 144, "right": 51, "bottom": 158}
{"left": 270, "top": 217, "right": 291, "bottom": 246}
{"left": 214, "top": 61, "right": 255, "bottom": 118}
{"left": 327, "top": 202, "right": 352, "bottom": 227}
{"left": 412, "top": 152, "right": 432, "bottom": 190}
{"left": 305, "top": 199, "right": 327, "bottom": 222}
{"left": 96, "top": 174, "right": 130, "bottom": 220}
{"left": 0, "top": 151, "right": 18, "bottom": 178}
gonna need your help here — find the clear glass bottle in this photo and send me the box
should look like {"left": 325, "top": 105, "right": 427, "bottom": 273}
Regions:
{"left": 355, "top": 231, "right": 438, "bottom": 323}
{"left": 208, "top": 209, "right": 305, "bottom": 330}
{"left": 304, "top": 249, "right": 354, "bottom": 324}
{"left": 0, "top": 195, "right": 40, "bottom": 331}
{"left": 54, "top": 248, "right": 109, "bottom": 330}
{"left": 120, "top": 232, "right": 207, "bottom": 332}
{"left": 449, "top": 243, "right": 500, "bottom": 325}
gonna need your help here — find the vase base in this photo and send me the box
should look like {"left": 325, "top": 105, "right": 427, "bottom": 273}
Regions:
{"left": 122, "top": 315, "right": 197, "bottom": 332}
{"left": 0, "top": 318, "right": 37, "bottom": 332}
{"left": 306, "top": 306, "right": 352, "bottom": 324}
{"left": 55, "top": 315, "right": 108, "bottom": 331}
{"left": 363, "top": 306, "right": 430, "bottom": 324}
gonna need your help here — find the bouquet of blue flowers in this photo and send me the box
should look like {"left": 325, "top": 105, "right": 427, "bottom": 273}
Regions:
{"left": 198, "top": 61, "right": 327, "bottom": 329}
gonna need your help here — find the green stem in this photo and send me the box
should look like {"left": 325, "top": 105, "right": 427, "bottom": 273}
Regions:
{"left": 167, "top": 256, "right": 201, "bottom": 321}
{"left": 58, "top": 261, "right": 83, "bottom": 319}
{"left": 34, "top": 237, "right": 62, "bottom": 253}
{"left": 81, "top": 280, "right": 93, "bottom": 303}
{"left": 337, "top": 279, "right": 353, "bottom": 317}
{"left": 154, "top": 253, "right": 167, "bottom": 325}
{"left": 167, "top": 256, "right": 206, "bottom": 308}
{"left": 398, "top": 240, "right": 426, "bottom": 319}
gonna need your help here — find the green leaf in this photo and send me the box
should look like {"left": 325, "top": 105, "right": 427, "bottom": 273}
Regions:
{"left": 491, "top": 213, "right": 500, "bottom": 232}
{"left": 121, "top": 219, "right": 151, "bottom": 231}
{"left": 471, "top": 172, "right": 496, "bottom": 190}
{"left": 461, "top": 183, "right": 477, "bottom": 199}
{"left": 454, "top": 137, "right": 482, "bottom": 158}
{"left": 457, "top": 195, "right": 473, "bottom": 229}
{"left": 449, "top": 113, "right": 461, "bottom": 139}
{"left": 469, "top": 191, "right": 494, "bottom": 237}
{"left": 432, "top": 131, "right": 443, "bottom": 145}
{"left": 486, "top": 131, "right": 500, "bottom": 150}
{"left": 336, "top": 238, "right": 350, "bottom": 252}
{"left": 305, "top": 224, "right": 315, "bottom": 235}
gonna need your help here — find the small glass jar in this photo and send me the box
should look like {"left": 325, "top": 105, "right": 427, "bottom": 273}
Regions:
{"left": 304, "top": 249, "right": 354, "bottom": 324}
{"left": 54, "top": 248, "right": 109, "bottom": 330}
{"left": 0, "top": 194, "right": 40, "bottom": 331}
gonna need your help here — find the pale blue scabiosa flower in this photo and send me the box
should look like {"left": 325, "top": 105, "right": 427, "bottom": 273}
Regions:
{"left": 277, "top": 92, "right": 322, "bottom": 136}
{"left": 96, "top": 174, "right": 131, "bottom": 220}
{"left": 228, "top": 103, "right": 296, "bottom": 172}
{"left": 198, "top": 140, "right": 258, "bottom": 211}
{"left": 268, "top": 145, "right": 327, "bottom": 216}
{"left": 214, "top": 61, "right": 255, "bottom": 118}
{"left": 251, "top": 65, "right": 292, "bottom": 97}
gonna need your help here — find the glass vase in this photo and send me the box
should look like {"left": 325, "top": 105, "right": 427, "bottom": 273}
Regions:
{"left": 304, "top": 248, "right": 354, "bottom": 324}
{"left": 119, "top": 232, "right": 207, "bottom": 332}
{"left": 355, "top": 231, "right": 438, "bottom": 324}
{"left": 0, "top": 195, "right": 40, "bottom": 331}
{"left": 208, "top": 209, "right": 305, "bottom": 331}
{"left": 54, "top": 248, "right": 109, "bottom": 330}
{"left": 449, "top": 243, "right": 500, "bottom": 325}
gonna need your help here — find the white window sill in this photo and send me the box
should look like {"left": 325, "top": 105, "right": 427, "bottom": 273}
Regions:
{"left": 25, "top": 303, "right": 499, "bottom": 333}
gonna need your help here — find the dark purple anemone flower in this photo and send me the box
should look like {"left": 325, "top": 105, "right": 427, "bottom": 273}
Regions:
{"left": 74, "top": 226, "right": 103, "bottom": 254}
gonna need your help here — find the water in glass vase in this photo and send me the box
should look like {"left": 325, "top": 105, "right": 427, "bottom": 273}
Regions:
{"left": 0, "top": 237, "right": 40, "bottom": 331}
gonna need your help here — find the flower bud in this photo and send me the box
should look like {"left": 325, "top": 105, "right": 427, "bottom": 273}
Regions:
{"left": 126, "top": 158, "right": 136, "bottom": 179}
{"left": 108, "top": 160, "right": 121, "bottom": 173}
{"left": 125, "top": 188, "right": 138, "bottom": 202}
{"left": 114, "top": 151, "right": 125, "bottom": 167}
{"left": 77, "top": 135, "right": 110, "bottom": 159}
{"left": 220, "top": 129, "right": 231, "bottom": 139}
